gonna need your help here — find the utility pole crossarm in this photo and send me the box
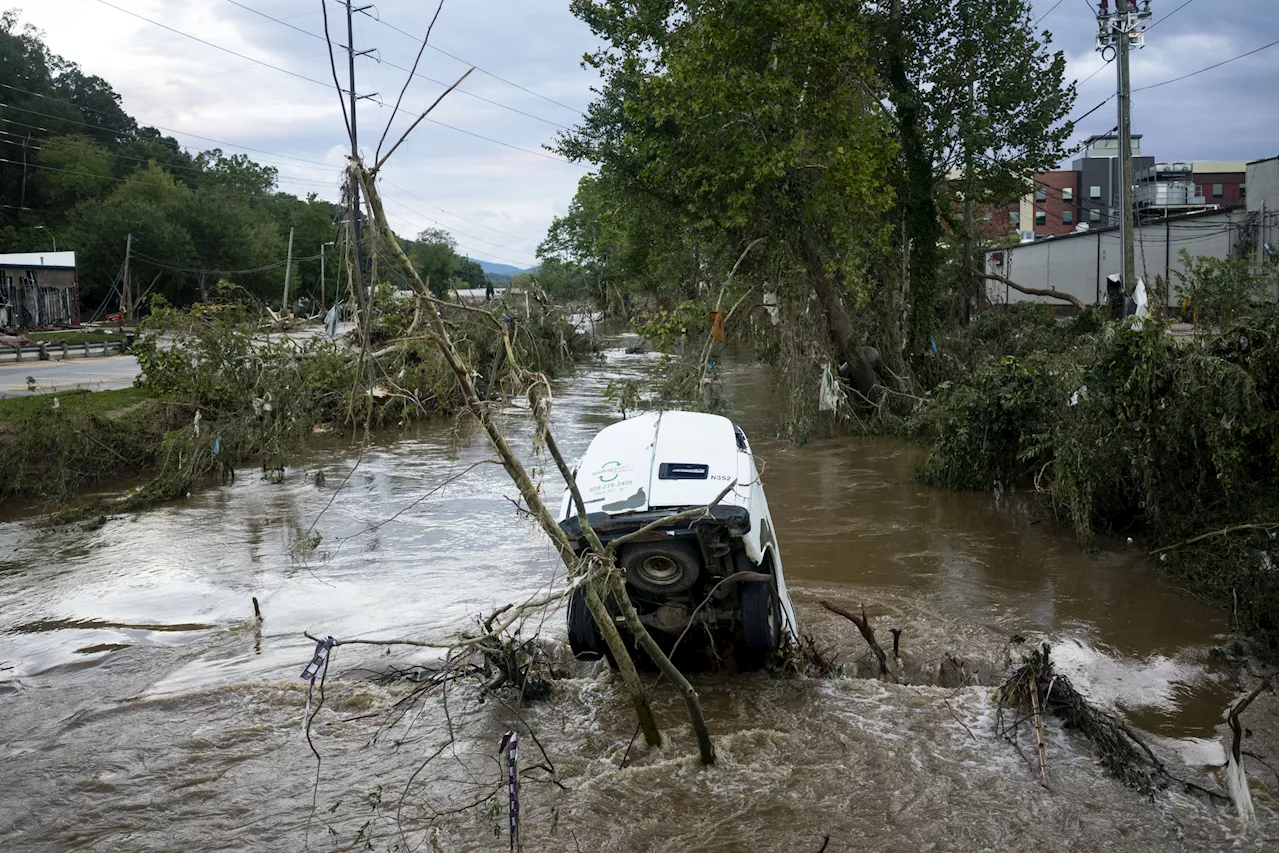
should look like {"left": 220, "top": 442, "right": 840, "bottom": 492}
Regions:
{"left": 1095, "top": 0, "right": 1153, "bottom": 294}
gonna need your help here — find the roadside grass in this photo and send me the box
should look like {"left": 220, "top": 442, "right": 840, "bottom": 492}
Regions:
{"left": 25, "top": 329, "right": 127, "bottom": 345}
{"left": 0, "top": 386, "right": 151, "bottom": 424}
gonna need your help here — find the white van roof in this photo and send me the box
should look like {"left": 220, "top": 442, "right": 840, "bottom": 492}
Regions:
{"left": 568, "top": 411, "right": 750, "bottom": 517}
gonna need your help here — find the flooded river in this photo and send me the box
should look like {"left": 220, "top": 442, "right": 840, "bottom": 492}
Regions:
{"left": 1, "top": 327, "right": 1274, "bottom": 851}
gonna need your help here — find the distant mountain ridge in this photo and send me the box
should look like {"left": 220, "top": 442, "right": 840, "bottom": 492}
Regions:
{"left": 470, "top": 258, "right": 536, "bottom": 277}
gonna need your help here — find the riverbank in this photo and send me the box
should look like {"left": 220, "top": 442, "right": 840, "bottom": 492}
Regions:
{"left": 0, "top": 296, "right": 594, "bottom": 512}
{"left": 904, "top": 305, "right": 1278, "bottom": 650}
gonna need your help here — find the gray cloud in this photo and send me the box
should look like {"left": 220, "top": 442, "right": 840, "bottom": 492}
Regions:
{"left": 1030, "top": 0, "right": 1279, "bottom": 163}
{"left": 24, "top": 1, "right": 1278, "bottom": 266}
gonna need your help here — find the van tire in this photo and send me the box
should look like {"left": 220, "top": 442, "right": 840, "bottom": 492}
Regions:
{"left": 567, "top": 587, "right": 606, "bottom": 660}
{"left": 741, "top": 580, "right": 780, "bottom": 650}
{"left": 620, "top": 539, "right": 702, "bottom": 595}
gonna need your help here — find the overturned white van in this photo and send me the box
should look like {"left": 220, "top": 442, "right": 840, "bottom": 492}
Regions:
{"left": 559, "top": 411, "right": 798, "bottom": 668}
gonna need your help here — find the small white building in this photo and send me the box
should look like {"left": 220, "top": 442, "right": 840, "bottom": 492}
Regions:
{"left": 1246, "top": 156, "right": 1278, "bottom": 264}
{"left": 0, "top": 251, "right": 80, "bottom": 329}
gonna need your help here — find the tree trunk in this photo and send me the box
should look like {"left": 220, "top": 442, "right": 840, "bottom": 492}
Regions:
{"left": 886, "top": 0, "right": 941, "bottom": 359}
{"left": 798, "top": 221, "right": 881, "bottom": 403}
{"left": 357, "top": 162, "right": 701, "bottom": 757}
{"left": 584, "top": 578, "right": 662, "bottom": 747}
{"left": 606, "top": 570, "right": 715, "bottom": 765}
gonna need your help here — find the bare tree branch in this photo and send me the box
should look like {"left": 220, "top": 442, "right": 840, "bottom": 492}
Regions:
{"left": 973, "top": 268, "right": 1086, "bottom": 311}
{"left": 375, "top": 0, "right": 447, "bottom": 163}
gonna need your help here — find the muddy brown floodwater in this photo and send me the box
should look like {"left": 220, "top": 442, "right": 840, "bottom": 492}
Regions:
{"left": 1, "top": 325, "right": 1275, "bottom": 852}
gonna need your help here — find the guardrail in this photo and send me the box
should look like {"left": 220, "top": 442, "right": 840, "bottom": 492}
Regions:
{"left": 1, "top": 340, "right": 129, "bottom": 363}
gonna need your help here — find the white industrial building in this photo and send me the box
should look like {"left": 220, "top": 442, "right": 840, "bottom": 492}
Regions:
{"left": 984, "top": 156, "right": 1278, "bottom": 309}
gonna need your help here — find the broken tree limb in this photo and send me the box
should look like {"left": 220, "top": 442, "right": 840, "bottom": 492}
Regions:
{"left": 353, "top": 160, "right": 730, "bottom": 762}
{"left": 972, "top": 268, "right": 1086, "bottom": 312}
{"left": 1226, "top": 676, "right": 1272, "bottom": 824}
{"left": 1148, "top": 523, "right": 1276, "bottom": 556}
{"left": 1028, "top": 673, "right": 1051, "bottom": 786}
{"left": 819, "top": 599, "right": 897, "bottom": 682}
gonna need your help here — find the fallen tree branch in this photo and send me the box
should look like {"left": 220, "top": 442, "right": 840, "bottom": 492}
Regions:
{"left": 973, "top": 268, "right": 1086, "bottom": 311}
{"left": 1148, "top": 523, "right": 1277, "bottom": 556}
{"left": 819, "top": 599, "right": 896, "bottom": 682}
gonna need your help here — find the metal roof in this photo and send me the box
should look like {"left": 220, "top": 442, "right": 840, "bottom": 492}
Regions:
{"left": 0, "top": 251, "right": 77, "bottom": 268}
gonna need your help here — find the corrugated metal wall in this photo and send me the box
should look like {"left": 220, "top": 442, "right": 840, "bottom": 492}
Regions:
{"left": 0, "top": 267, "right": 79, "bottom": 328}
{"left": 983, "top": 209, "right": 1241, "bottom": 307}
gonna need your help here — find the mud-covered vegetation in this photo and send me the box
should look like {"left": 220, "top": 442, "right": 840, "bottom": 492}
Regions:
{"left": 911, "top": 287, "right": 1278, "bottom": 645}
{"left": 0, "top": 293, "right": 589, "bottom": 509}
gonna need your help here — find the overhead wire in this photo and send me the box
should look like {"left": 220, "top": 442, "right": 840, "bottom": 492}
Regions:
{"left": 1132, "top": 39, "right": 1278, "bottom": 92}
{"left": 89, "top": 0, "right": 586, "bottom": 168}
{"left": 1033, "top": 0, "right": 1067, "bottom": 28}
{"left": 222, "top": 0, "right": 573, "bottom": 131}
{"left": 0, "top": 83, "right": 343, "bottom": 172}
{"left": 1145, "top": 0, "right": 1196, "bottom": 31}
{"left": 381, "top": 178, "right": 541, "bottom": 244}
{"left": 0, "top": 121, "right": 339, "bottom": 189}
{"left": 379, "top": 192, "right": 537, "bottom": 266}
{"left": 358, "top": 4, "right": 587, "bottom": 117}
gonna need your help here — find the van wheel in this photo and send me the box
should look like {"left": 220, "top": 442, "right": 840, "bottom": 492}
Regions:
{"left": 741, "top": 580, "right": 780, "bottom": 650}
{"left": 620, "top": 540, "right": 701, "bottom": 595}
{"left": 567, "top": 587, "right": 606, "bottom": 660}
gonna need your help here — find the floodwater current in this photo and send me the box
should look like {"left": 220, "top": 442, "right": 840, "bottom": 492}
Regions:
{"left": 1, "top": 326, "right": 1275, "bottom": 852}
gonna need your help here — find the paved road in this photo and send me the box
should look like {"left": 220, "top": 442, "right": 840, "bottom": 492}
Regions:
{"left": 0, "top": 355, "right": 140, "bottom": 397}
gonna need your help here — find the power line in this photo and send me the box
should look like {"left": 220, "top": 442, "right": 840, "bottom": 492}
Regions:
{"left": 382, "top": 178, "right": 541, "bottom": 244}
{"left": 1145, "top": 0, "right": 1196, "bottom": 31}
{"left": 131, "top": 249, "right": 321, "bottom": 275}
{"left": 381, "top": 192, "right": 537, "bottom": 263}
{"left": 1133, "top": 39, "right": 1278, "bottom": 92}
{"left": 0, "top": 92, "right": 548, "bottom": 247}
{"left": 380, "top": 194, "right": 536, "bottom": 268}
{"left": 362, "top": 7, "right": 586, "bottom": 118}
{"left": 221, "top": 0, "right": 573, "bottom": 131}
{"left": 1034, "top": 0, "right": 1067, "bottom": 28}
{"left": 90, "top": 1, "right": 585, "bottom": 168}
{"left": 0, "top": 121, "right": 338, "bottom": 189}
{"left": 0, "top": 83, "right": 343, "bottom": 172}
{"left": 0, "top": 155, "right": 335, "bottom": 208}
{"left": 93, "top": 0, "right": 336, "bottom": 91}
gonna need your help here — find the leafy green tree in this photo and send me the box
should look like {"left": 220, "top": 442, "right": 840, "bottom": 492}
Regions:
{"left": 408, "top": 228, "right": 459, "bottom": 296}
{"left": 882, "top": 0, "right": 1075, "bottom": 343}
{"left": 31, "top": 133, "right": 114, "bottom": 209}
{"left": 458, "top": 258, "right": 487, "bottom": 290}
{"left": 560, "top": 0, "right": 897, "bottom": 377}
{"left": 195, "top": 149, "right": 278, "bottom": 200}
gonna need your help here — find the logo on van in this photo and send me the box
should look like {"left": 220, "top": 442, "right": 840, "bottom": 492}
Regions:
{"left": 598, "top": 461, "right": 622, "bottom": 482}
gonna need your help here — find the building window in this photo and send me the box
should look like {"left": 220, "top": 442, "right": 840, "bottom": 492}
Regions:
{"left": 1089, "top": 209, "right": 1101, "bottom": 222}
{"left": 1212, "top": 183, "right": 1223, "bottom": 198}
{"left": 1035, "top": 188, "right": 1047, "bottom": 202}
{"left": 1035, "top": 211, "right": 1046, "bottom": 226}
{"left": 1063, "top": 210, "right": 1074, "bottom": 225}
{"left": 1089, "top": 185, "right": 1102, "bottom": 200}
{"left": 1062, "top": 188, "right": 1073, "bottom": 201}
{"left": 1009, "top": 212, "right": 1020, "bottom": 227}
{"left": 1241, "top": 184, "right": 1247, "bottom": 198}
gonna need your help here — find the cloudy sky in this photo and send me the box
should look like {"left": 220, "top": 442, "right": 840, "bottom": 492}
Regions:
{"left": 21, "top": 0, "right": 1280, "bottom": 269}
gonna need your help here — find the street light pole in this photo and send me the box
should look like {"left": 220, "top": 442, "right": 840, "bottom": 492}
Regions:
{"left": 34, "top": 224, "right": 55, "bottom": 251}
{"left": 320, "top": 240, "right": 335, "bottom": 311}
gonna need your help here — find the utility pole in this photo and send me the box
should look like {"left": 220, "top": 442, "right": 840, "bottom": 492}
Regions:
{"left": 344, "top": 0, "right": 377, "bottom": 313}
{"left": 281, "top": 226, "right": 294, "bottom": 316}
{"left": 121, "top": 232, "right": 132, "bottom": 322}
{"left": 1095, "top": 0, "right": 1152, "bottom": 293}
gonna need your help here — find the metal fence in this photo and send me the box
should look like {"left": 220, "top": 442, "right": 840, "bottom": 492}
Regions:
{"left": 1, "top": 339, "right": 128, "bottom": 363}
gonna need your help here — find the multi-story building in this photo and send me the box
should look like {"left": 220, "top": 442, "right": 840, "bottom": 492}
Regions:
{"left": 991, "top": 134, "right": 1248, "bottom": 241}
